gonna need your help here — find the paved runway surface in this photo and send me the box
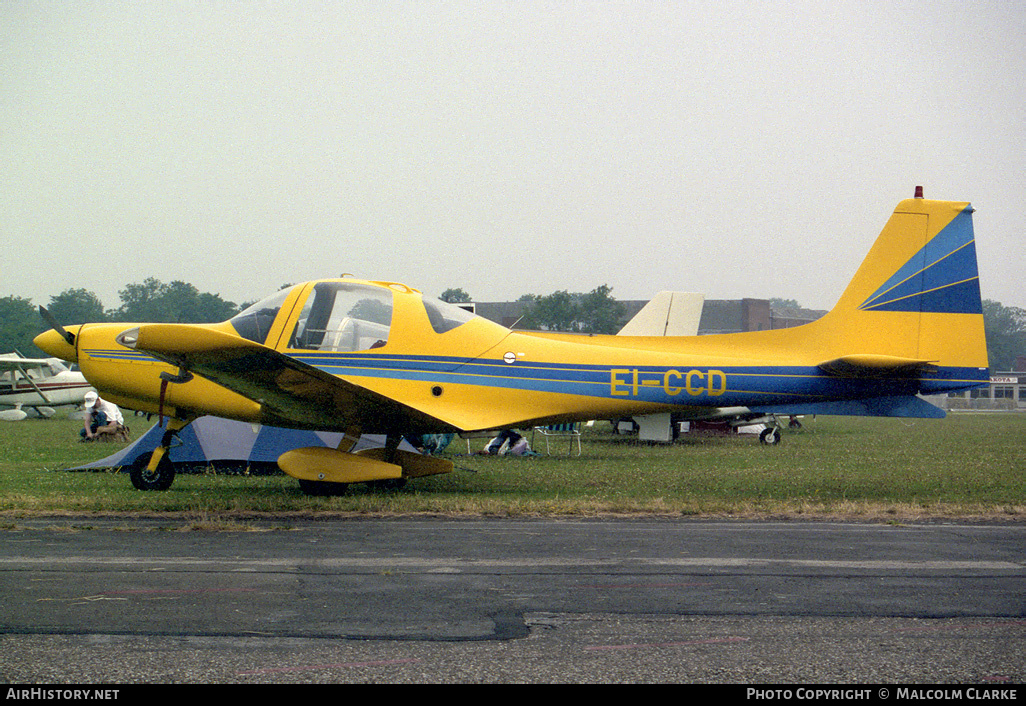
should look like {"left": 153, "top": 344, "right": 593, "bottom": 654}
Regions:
{"left": 1, "top": 518, "right": 1023, "bottom": 683}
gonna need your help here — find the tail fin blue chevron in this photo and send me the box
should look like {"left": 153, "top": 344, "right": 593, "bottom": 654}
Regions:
{"left": 858, "top": 206, "right": 981, "bottom": 315}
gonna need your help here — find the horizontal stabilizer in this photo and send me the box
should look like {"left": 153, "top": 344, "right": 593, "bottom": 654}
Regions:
{"left": 818, "top": 354, "right": 937, "bottom": 378}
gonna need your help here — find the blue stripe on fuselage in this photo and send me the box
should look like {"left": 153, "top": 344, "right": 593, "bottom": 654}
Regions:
{"left": 294, "top": 353, "right": 989, "bottom": 405}
{"left": 83, "top": 347, "right": 987, "bottom": 407}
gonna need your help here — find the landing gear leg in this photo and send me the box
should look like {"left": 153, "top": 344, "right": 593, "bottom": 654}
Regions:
{"left": 129, "top": 416, "right": 194, "bottom": 490}
{"left": 372, "top": 434, "right": 408, "bottom": 491}
{"left": 759, "top": 426, "right": 782, "bottom": 445}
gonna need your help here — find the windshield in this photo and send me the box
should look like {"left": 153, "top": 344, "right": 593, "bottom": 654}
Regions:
{"left": 229, "top": 287, "right": 295, "bottom": 344}
{"left": 47, "top": 360, "right": 69, "bottom": 375}
{"left": 290, "top": 282, "right": 393, "bottom": 352}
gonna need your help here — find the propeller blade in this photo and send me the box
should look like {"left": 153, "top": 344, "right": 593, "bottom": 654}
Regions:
{"left": 38, "top": 306, "right": 76, "bottom": 346}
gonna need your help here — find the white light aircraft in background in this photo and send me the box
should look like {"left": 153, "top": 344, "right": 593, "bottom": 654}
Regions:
{"left": 0, "top": 353, "right": 95, "bottom": 421}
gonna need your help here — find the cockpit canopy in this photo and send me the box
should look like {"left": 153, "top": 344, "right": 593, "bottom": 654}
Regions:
{"left": 290, "top": 282, "right": 393, "bottom": 352}
{"left": 229, "top": 281, "right": 482, "bottom": 349}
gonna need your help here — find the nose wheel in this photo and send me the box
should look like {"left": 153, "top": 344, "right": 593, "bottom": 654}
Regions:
{"left": 759, "top": 426, "right": 782, "bottom": 445}
{"left": 127, "top": 415, "right": 194, "bottom": 490}
{"left": 128, "top": 450, "right": 175, "bottom": 491}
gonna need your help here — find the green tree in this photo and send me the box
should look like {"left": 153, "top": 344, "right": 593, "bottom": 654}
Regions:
{"left": 110, "top": 277, "right": 165, "bottom": 321}
{"left": 982, "top": 299, "right": 1026, "bottom": 370}
{"left": 518, "top": 285, "right": 625, "bottom": 333}
{"left": 111, "top": 278, "right": 239, "bottom": 323}
{"left": 769, "top": 298, "right": 802, "bottom": 310}
{"left": 0, "top": 295, "right": 44, "bottom": 356}
{"left": 578, "top": 284, "right": 626, "bottom": 334}
{"left": 47, "top": 288, "right": 107, "bottom": 326}
{"left": 197, "top": 291, "right": 241, "bottom": 322}
{"left": 520, "top": 290, "right": 579, "bottom": 332}
{"left": 440, "top": 288, "right": 472, "bottom": 303}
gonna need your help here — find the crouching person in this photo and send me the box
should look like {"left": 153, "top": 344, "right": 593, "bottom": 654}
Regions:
{"left": 80, "top": 390, "right": 126, "bottom": 442}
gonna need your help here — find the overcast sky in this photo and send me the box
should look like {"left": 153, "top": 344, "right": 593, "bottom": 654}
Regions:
{"left": 3, "top": 1, "right": 1024, "bottom": 313}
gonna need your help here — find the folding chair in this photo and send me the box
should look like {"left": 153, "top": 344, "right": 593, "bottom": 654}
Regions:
{"left": 531, "top": 423, "right": 582, "bottom": 456}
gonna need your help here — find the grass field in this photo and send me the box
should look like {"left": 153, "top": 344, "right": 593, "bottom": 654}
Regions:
{"left": 1, "top": 412, "right": 1024, "bottom": 521}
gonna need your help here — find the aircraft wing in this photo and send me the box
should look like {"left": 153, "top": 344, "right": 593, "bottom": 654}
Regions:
{"left": 0, "top": 356, "right": 59, "bottom": 370}
{"left": 0, "top": 355, "right": 56, "bottom": 404}
{"left": 119, "top": 324, "right": 459, "bottom": 433}
{"left": 817, "top": 354, "right": 937, "bottom": 378}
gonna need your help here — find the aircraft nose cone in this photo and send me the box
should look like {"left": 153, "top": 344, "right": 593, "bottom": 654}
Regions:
{"left": 34, "top": 328, "right": 79, "bottom": 362}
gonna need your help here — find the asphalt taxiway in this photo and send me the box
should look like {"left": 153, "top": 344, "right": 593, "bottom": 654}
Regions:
{"left": 1, "top": 518, "right": 1023, "bottom": 683}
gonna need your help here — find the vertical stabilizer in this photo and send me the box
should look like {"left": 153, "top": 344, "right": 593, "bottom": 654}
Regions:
{"left": 618, "top": 291, "right": 705, "bottom": 337}
{"left": 813, "top": 188, "right": 988, "bottom": 383}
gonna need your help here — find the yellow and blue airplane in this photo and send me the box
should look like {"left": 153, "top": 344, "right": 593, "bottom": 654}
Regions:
{"left": 35, "top": 189, "right": 989, "bottom": 493}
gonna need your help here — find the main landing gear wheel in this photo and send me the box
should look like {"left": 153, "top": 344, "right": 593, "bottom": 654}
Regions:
{"left": 129, "top": 451, "right": 176, "bottom": 491}
{"left": 759, "top": 427, "right": 782, "bottom": 445}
